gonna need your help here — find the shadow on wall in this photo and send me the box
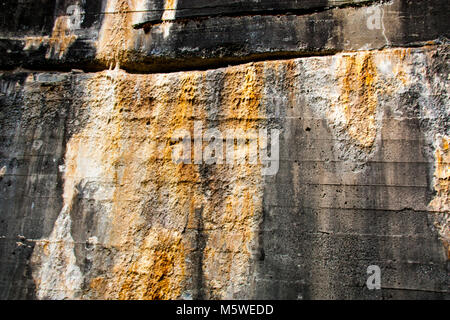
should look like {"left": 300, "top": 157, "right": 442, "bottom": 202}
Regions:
{"left": 255, "top": 51, "right": 449, "bottom": 299}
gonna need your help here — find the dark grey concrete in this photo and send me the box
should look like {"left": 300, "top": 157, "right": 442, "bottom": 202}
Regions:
{"left": 0, "top": 0, "right": 448, "bottom": 72}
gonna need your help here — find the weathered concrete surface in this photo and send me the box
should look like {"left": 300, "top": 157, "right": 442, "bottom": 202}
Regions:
{"left": 0, "top": 45, "right": 448, "bottom": 299}
{"left": 0, "top": 0, "right": 449, "bottom": 72}
{"left": 0, "top": 0, "right": 449, "bottom": 300}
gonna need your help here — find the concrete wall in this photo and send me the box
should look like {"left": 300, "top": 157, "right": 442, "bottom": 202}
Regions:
{"left": 0, "top": 0, "right": 448, "bottom": 299}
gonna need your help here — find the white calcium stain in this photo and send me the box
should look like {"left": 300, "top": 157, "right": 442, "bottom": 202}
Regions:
{"left": 32, "top": 206, "right": 83, "bottom": 300}
{"left": 0, "top": 166, "right": 6, "bottom": 178}
{"left": 30, "top": 131, "right": 109, "bottom": 299}
{"left": 32, "top": 140, "right": 43, "bottom": 151}
{"left": 161, "top": 0, "right": 178, "bottom": 39}
{"left": 30, "top": 71, "right": 120, "bottom": 300}
{"left": 24, "top": 4, "right": 84, "bottom": 59}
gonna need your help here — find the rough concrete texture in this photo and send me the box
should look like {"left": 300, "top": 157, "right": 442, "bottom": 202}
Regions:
{"left": 0, "top": 0, "right": 448, "bottom": 300}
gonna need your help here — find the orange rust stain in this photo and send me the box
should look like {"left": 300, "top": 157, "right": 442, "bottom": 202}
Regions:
{"left": 164, "top": 0, "right": 176, "bottom": 10}
{"left": 168, "top": 73, "right": 200, "bottom": 134}
{"left": 164, "top": 72, "right": 203, "bottom": 218}
{"left": 116, "top": 230, "right": 186, "bottom": 300}
{"left": 284, "top": 60, "right": 298, "bottom": 111}
{"left": 53, "top": 60, "right": 267, "bottom": 299}
{"left": 24, "top": 9, "right": 80, "bottom": 59}
{"left": 59, "top": 70, "right": 191, "bottom": 300}
{"left": 89, "top": 277, "right": 107, "bottom": 293}
{"left": 337, "top": 53, "right": 378, "bottom": 149}
{"left": 46, "top": 15, "right": 77, "bottom": 59}
{"left": 429, "top": 137, "right": 450, "bottom": 259}
{"left": 391, "top": 48, "right": 412, "bottom": 85}
{"left": 222, "top": 63, "right": 264, "bottom": 123}
{"left": 196, "top": 62, "right": 265, "bottom": 298}
{"left": 432, "top": 137, "right": 450, "bottom": 208}
{"left": 108, "top": 73, "right": 190, "bottom": 300}
{"left": 97, "top": 0, "right": 137, "bottom": 68}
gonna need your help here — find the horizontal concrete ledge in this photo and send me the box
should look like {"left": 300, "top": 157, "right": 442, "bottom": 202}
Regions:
{"left": 132, "top": 0, "right": 377, "bottom": 29}
{"left": 0, "top": 0, "right": 448, "bottom": 73}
